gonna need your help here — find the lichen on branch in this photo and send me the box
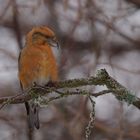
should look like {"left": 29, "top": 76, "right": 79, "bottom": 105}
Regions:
{"left": 0, "top": 69, "right": 140, "bottom": 110}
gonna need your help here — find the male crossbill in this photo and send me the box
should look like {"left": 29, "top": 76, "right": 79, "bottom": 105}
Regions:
{"left": 18, "top": 26, "right": 59, "bottom": 129}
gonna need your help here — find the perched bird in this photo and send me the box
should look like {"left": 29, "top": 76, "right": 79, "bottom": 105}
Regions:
{"left": 18, "top": 26, "right": 59, "bottom": 129}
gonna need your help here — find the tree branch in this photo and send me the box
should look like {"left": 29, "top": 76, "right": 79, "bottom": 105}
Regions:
{"left": 0, "top": 69, "right": 140, "bottom": 110}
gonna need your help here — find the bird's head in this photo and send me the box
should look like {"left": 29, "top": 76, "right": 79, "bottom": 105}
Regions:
{"left": 26, "top": 26, "right": 59, "bottom": 49}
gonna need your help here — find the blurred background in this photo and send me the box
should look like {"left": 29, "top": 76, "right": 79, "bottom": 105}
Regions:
{"left": 0, "top": 0, "right": 140, "bottom": 140}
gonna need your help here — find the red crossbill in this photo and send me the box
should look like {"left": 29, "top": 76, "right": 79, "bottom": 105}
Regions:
{"left": 18, "top": 26, "right": 59, "bottom": 129}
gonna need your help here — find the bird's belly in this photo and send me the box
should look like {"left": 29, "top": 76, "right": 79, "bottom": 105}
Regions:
{"left": 20, "top": 59, "right": 51, "bottom": 89}
{"left": 34, "top": 75, "right": 50, "bottom": 86}
{"left": 29, "top": 62, "right": 50, "bottom": 86}
{"left": 21, "top": 69, "right": 50, "bottom": 89}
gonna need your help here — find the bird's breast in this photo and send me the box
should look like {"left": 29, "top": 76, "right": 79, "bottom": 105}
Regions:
{"left": 19, "top": 46, "right": 58, "bottom": 89}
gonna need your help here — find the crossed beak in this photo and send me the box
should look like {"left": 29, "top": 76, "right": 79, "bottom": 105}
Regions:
{"left": 47, "top": 38, "right": 60, "bottom": 49}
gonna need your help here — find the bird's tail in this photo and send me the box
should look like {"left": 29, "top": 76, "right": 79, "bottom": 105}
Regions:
{"left": 25, "top": 101, "right": 40, "bottom": 129}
